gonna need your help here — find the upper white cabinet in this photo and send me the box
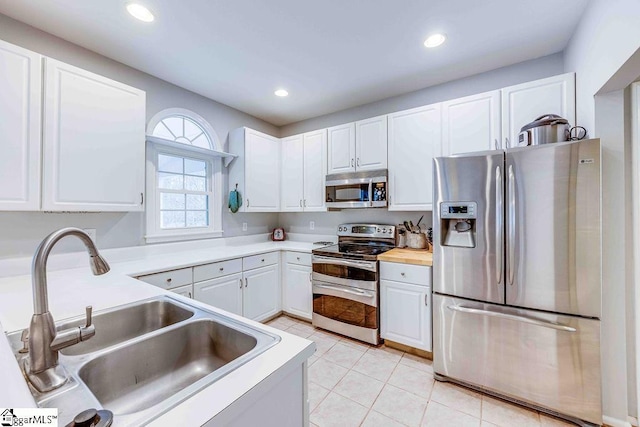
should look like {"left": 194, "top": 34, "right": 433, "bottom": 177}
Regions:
{"left": 302, "top": 129, "right": 327, "bottom": 211}
{"left": 42, "top": 58, "right": 146, "bottom": 211}
{"left": 327, "top": 123, "right": 356, "bottom": 174}
{"left": 501, "top": 72, "right": 575, "bottom": 148}
{"left": 355, "top": 115, "right": 388, "bottom": 171}
{"left": 388, "top": 104, "right": 441, "bottom": 211}
{"left": 0, "top": 40, "right": 42, "bottom": 211}
{"left": 229, "top": 127, "right": 280, "bottom": 212}
{"left": 280, "top": 134, "right": 304, "bottom": 212}
{"left": 327, "top": 117, "right": 387, "bottom": 174}
{"left": 280, "top": 130, "right": 327, "bottom": 212}
{"left": 442, "top": 90, "right": 501, "bottom": 155}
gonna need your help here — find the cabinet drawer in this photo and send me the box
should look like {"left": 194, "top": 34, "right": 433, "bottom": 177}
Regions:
{"left": 193, "top": 258, "right": 243, "bottom": 282}
{"left": 137, "top": 267, "right": 192, "bottom": 290}
{"left": 243, "top": 252, "right": 279, "bottom": 270}
{"left": 380, "top": 261, "right": 431, "bottom": 286}
{"left": 285, "top": 251, "right": 312, "bottom": 266}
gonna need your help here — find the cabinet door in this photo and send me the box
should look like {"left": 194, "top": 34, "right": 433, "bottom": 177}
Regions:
{"left": 170, "top": 284, "right": 193, "bottom": 299}
{"left": 0, "top": 40, "right": 42, "bottom": 211}
{"left": 327, "top": 123, "right": 356, "bottom": 174}
{"left": 501, "top": 72, "right": 576, "bottom": 148}
{"left": 280, "top": 134, "right": 304, "bottom": 212}
{"left": 283, "top": 263, "right": 312, "bottom": 320}
{"left": 193, "top": 273, "right": 243, "bottom": 316}
{"left": 443, "top": 90, "right": 501, "bottom": 155}
{"left": 355, "top": 115, "right": 387, "bottom": 171}
{"left": 387, "top": 104, "right": 441, "bottom": 211}
{"left": 303, "top": 129, "right": 327, "bottom": 211}
{"left": 381, "top": 280, "right": 431, "bottom": 351}
{"left": 243, "top": 264, "right": 280, "bottom": 322}
{"left": 245, "top": 129, "right": 280, "bottom": 212}
{"left": 42, "top": 58, "right": 146, "bottom": 211}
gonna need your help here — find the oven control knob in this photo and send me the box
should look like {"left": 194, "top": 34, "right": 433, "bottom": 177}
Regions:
{"left": 377, "top": 228, "right": 381, "bottom": 232}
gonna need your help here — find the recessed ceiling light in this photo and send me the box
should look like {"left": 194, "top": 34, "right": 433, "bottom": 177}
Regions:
{"left": 126, "top": 3, "right": 155, "bottom": 23}
{"left": 424, "top": 33, "right": 446, "bottom": 48}
{"left": 274, "top": 89, "right": 289, "bottom": 97}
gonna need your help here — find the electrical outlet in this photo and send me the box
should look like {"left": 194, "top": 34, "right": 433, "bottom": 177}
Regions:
{"left": 242, "top": 222, "right": 248, "bottom": 232}
{"left": 83, "top": 228, "right": 97, "bottom": 244}
{"left": 309, "top": 221, "right": 315, "bottom": 230}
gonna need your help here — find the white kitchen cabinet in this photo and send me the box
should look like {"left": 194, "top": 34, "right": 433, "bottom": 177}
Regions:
{"left": 280, "top": 134, "right": 304, "bottom": 212}
{"left": 283, "top": 253, "right": 312, "bottom": 320}
{"left": 0, "top": 40, "right": 42, "bottom": 211}
{"left": 443, "top": 90, "right": 501, "bottom": 155}
{"left": 42, "top": 58, "right": 146, "bottom": 211}
{"left": 229, "top": 127, "right": 280, "bottom": 212}
{"left": 194, "top": 273, "right": 243, "bottom": 316}
{"left": 327, "top": 123, "right": 356, "bottom": 174}
{"left": 355, "top": 115, "right": 388, "bottom": 171}
{"left": 380, "top": 262, "right": 432, "bottom": 351}
{"left": 501, "top": 72, "right": 575, "bottom": 148}
{"left": 281, "top": 130, "right": 327, "bottom": 212}
{"left": 243, "top": 264, "right": 280, "bottom": 322}
{"left": 387, "top": 104, "right": 441, "bottom": 211}
{"left": 302, "top": 129, "right": 327, "bottom": 211}
{"left": 171, "top": 284, "right": 194, "bottom": 299}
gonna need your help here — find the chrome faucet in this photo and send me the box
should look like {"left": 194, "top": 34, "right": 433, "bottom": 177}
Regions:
{"left": 24, "top": 227, "right": 110, "bottom": 392}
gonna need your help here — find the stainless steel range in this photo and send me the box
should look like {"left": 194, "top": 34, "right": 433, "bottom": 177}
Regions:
{"left": 311, "top": 223, "right": 395, "bottom": 344}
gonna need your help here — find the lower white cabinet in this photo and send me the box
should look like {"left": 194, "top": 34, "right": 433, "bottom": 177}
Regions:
{"left": 193, "top": 255, "right": 280, "bottom": 322}
{"left": 243, "top": 264, "right": 280, "bottom": 321}
{"left": 171, "top": 283, "right": 194, "bottom": 299}
{"left": 380, "top": 262, "right": 432, "bottom": 351}
{"left": 194, "top": 272, "right": 243, "bottom": 316}
{"left": 283, "top": 253, "right": 312, "bottom": 320}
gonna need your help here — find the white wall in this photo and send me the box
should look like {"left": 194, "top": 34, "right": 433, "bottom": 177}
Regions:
{"left": 564, "top": 0, "right": 640, "bottom": 135}
{"left": 563, "top": 0, "right": 640, "bottom": 422}
{"left": 280, "top": 53, "right": 564, "bottom": 137}
{"left": 0, "top": 13, "right": 279, "bottom": 258}
{"left": 279, "top": 210, "right": 432, "bottom": 237}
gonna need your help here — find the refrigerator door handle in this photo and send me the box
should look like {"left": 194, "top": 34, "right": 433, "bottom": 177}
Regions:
{"left": 507, "top": 164, "right": 516, "bottom": 286}
{"left": 496, "top": 166, "right": 503, "bottom": 285}
{"left": 446, "top": 305, "right": 577, "bottom": 332}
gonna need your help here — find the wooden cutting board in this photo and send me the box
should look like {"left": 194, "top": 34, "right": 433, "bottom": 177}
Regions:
{"left": 378, "top": 248, "right": 433, "bottom": 266}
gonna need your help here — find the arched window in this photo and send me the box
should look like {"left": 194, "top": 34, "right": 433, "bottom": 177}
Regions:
{"left": 145, "top": 108, "right": 222, "bottom": 243}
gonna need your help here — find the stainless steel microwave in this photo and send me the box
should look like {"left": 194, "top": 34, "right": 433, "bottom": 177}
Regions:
{"left": 325, "top": 170, "right": 387, "bottom": 209}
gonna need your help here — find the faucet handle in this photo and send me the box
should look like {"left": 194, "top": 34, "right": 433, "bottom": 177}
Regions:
{"left": 19, "top": 329, "right": 29, "bottom": 354}
{"left": 85, "top": 306, "right": 93, "bottom": 327}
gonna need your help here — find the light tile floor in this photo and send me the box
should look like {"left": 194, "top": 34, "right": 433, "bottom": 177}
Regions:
{"left": 266, "top": 315, "right": 575, "bottom": 427}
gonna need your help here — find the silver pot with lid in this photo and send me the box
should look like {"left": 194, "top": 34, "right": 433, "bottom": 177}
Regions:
{"left": 517, "top": 114, "right": 570, "bottom": 147}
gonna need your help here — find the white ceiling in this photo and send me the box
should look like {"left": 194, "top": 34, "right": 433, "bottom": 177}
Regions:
{"left": 0, "top": 0, "right": 588, "bottom": 126}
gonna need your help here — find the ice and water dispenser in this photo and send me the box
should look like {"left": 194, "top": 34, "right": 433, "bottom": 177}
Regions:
{"left": 439, "top": 202, "right": 477, "bottom": 248}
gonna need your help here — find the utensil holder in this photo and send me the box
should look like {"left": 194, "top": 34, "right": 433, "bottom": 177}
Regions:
{"left": 406, "top": 232, "right": 427, "bottom": 249}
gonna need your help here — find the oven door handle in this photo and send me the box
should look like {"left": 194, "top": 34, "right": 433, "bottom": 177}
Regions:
{"left": 314, "top": 283, "right": 374, "bottom": 298}
{"left": 312, "top": 255, "right": 377, "bottom": 271}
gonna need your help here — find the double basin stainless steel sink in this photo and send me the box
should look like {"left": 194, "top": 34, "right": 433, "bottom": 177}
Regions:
{"left": 7, "top": 296, "right": 280, "bottom": 426}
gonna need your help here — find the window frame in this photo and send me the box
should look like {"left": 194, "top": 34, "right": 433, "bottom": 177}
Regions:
{"left": 145, "top": 109, "right": 223, "bottom": 243}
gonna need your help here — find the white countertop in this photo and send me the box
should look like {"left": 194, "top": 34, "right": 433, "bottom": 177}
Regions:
{"left": 0, "top": 235, "right": 326, "bottom": 425}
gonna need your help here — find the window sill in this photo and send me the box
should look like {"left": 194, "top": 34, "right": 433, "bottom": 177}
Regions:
{"left": 145, "top": 230, "right": 224, "bottom": 244}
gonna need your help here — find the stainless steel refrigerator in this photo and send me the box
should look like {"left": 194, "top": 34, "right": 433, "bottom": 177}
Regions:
{"left": 432, "top": 138, "right": 602, "bottom": 426}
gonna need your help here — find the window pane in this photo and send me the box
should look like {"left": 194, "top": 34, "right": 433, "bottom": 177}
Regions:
{"left": 185, "top": 175, "right": 207, "bottom": 192}
{"left": 158, "top": 173, "right": 184, "bottom": 190}
{"left": 191, "top": 133, "right": 211, "bottom": 149}
{"left": 153, "top": 122, "right": 176, "bottom": 140}
{"left": 184, "top": 118, "right": 203, "bottom": 140}
{"left": 186, "top": 194, "right": 207, "bottom": 210}
{"left": 161, "top": 193, "right": 186, "bottom": 210}
{"left": 162, "top": 117, "right": 184, "bottom": 138}
{"left": 158, "top": 154, "right": 183, "bottom": 173}
{"left": 161, "top": 211, "right": 185, "bottom": 229}
{"left": 186, "top": 211, "right": 208, "bottom": 227}
{"left": 185, "top": 158, "right": 207, "bottom": 176}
